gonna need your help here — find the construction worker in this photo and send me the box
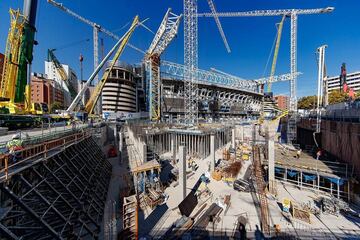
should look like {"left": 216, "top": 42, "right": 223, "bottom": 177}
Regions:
{"left": 316, "top": 149, "right": 322, "bottom": 160}
{"left": 6, "top": 133, "right": 24, "bottom": 163}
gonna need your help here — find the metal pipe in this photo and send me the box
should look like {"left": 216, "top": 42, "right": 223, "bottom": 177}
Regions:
{"left": 23, "top": 0, "right": 38, "bottom": 27}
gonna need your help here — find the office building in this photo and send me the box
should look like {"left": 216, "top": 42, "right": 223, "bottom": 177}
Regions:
{"left": 327, "top": 71, "right": 360, "bottom": 92}
{"left": 31, "top": 73, "right": 64, "bottom": 109}
{"left": 274, "top": 95, "right": 289, "bottom": 110}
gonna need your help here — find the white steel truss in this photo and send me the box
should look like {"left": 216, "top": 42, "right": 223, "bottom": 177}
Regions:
{"left": 161, "top": 60, "right": 299, "bottom": 93}
{"left": 184, "top": 0, "right": 198, "bottom": 125}
{"left": 146, "top": 9, "right": 182, "bottom": 122}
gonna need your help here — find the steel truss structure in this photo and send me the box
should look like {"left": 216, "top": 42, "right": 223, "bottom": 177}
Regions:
{"left": 184, "top": 0, "right": 198, "bottom": 125}
{"left": 197, "top": 6, "right": 334, "bottom": 112}
{"left": 162, "top": 60, "right": 299, "bottom": 93}
{"left": 146, "top": 9, "right": 182, "bottom": 122}
{"left": 162, "top": 60, "right": 258, "bottom": 93}
{"left": 0, "top": 137, "right": 111, "bottom": 239}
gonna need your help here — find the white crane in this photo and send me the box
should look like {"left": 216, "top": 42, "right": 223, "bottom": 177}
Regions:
{"left": 47, "top": 0, "right": 147, "bottom": 83}
{"left": 206, "top": 0, "right": 230, "bottom": 53}
{"left": 316, "top": 45, "right": 327, "bottom": 133}
{"left": 145, "top": 9, "right": 182, "bottom": 122}
{"left": 197, "top": 7, "right": 334, "bottom": 113}
{"left": 183, "top": 0, "right": 199, "bottom": 125}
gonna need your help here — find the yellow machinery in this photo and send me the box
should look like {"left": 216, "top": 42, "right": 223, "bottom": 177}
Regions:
{"left": 85, "top": 16, "right": 139, "bottom": 114}
{"left": 0, "top": 3, "right": 47, "bottom": 116}
{"left": 47, "top": 49, "right": 77, "bottom": 99}
{"left": 0, "top": 9, "right": 27, "bottom": 114}
{"left": 267, "top": 15, "right": 286, "bottom": 93}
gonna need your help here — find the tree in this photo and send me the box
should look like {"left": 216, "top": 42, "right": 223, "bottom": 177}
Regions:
{"left": 328, "top": 90, "right": 349, "bottom": 104}
{"left": 50, "top": 101, "right": 64, "bottom": 113}
{"left": 298, "top": 95, "right": 317, "bottom": 109}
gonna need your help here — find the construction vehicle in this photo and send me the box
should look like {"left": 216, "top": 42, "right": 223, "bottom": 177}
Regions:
{"left": 0, "top": 0, "right": 48, "bottom": 128}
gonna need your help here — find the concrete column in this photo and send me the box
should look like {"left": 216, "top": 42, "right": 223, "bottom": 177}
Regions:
{"left": 210, "top": 134, "right": 215, "bottom": 172}
{"left": 240, "top": 126, "right": 244, "bottom": 142}
{"left": 179, "top": 145, "right": 187, "bottom": 201}
{"left": 317, "top": 173, "right": 320, "bottom": 191}
{"left": 171, "top": 134, "right": 176, "bottom": 161}
{"left": 232, "top": 128, "right": 236, "bottom": 149}
{"left": 268, "top": 139, "right": 275, "bottom": 194}
{"left": 118, "top": 131, "right": 123, "bottom": 152}
{"left": 141, "top": 142, "right": 147, "bottom": 163}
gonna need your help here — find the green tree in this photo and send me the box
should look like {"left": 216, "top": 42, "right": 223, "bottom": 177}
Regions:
{"left": 50, "top": 101, "right": 64, "bottom": 113}
{"left": 298, "top": 95, "right": 317, "bottom": 109}
{"left": 328, "top": 90, "right": 348, "bottom": 104}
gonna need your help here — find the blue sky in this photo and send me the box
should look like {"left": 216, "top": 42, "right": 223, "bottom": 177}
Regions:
{"left": 1, "top": 0, "right": 359, "bottom": 97}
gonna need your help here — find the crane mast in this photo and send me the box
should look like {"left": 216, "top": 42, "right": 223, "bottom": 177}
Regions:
{"left": 0, "top": 0, "right": 38, "bottom": 114}
{"left": 184, "top": 0, "right": 198, "bottom": 125}
{"left": 146, "top": 9, "right": 182, "bottom": 122}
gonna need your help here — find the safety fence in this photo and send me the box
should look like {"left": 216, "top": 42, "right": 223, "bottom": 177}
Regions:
{"left": 0, "top": 129, "right": 92, "bottom": 181}
{"left": 0, "top": 124, "right": 90, "bottom": 150}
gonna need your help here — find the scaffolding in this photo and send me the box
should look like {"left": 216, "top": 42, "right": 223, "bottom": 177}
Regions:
{"left": 0, "top": 136, "right": 112, "bottom": 239}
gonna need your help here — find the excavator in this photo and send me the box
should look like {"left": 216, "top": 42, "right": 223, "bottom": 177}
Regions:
{"left": 0, "top": 0, "right": 47, "bottom": 128}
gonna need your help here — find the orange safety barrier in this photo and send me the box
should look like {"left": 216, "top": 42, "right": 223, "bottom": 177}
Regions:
{"left": 0, "top": 130, "right": 91, "bottom": 180}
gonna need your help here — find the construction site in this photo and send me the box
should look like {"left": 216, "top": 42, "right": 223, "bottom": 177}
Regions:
{"left": 0, "top": 0, "right": 360, "bottom": 239}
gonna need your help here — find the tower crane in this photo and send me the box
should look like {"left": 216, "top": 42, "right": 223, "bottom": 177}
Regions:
{"left": 183, "top": 0, "right": 199, "bottom": 125}
{"left": 47, "top": 0, "right": 146, "bottom": 83}
{"left": 145, "top": 9, "right": 182, "bottom": 122}
{"left": 198, "top": 6, "right": 334, "bottom": 113}
{"left": 67, "top": 16, "right": 143, "bottom": 113}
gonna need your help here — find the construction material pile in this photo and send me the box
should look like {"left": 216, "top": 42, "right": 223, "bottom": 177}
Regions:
{"left": 320, "top": 196, "right": 350, "bottom": 216}
{"left": 211, "top": 144, "right": 250, "bottom": 182}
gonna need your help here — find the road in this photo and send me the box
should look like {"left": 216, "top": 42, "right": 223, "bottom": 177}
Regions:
{"left": 0, "top": 123, "right": 89, "bottom": 146}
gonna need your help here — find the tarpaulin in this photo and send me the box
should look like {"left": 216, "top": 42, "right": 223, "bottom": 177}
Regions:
{"left": 325, "top": 177, "right": 344, "bottom": 186}
{"left": 302, "top": 173, "right": 316, "bottom": 182}
{"left": 287, "top": 170, "right": 298, "bottom": 177}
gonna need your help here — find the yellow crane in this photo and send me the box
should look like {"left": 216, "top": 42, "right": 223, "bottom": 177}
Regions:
{"left": 267, "top": 15, "right": 286, "bottom": 93}
{"left": 85, "top": 16, "right": 140, "bottom": 114}
{"left": 0, "top": 9, "right": 26, "bottom": 114}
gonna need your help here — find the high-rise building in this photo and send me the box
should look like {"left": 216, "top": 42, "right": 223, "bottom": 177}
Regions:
{"left": 327, "top": 71, "right": 360, "bottom": 93}
{"left": 274, "top": 95, "right": 289, "bottom": 110}
{"left": 31, "top": 73, "right": 64, "bottom": 109}
{"left": 45, "top": 61, "right": 78, "bottom": 107}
